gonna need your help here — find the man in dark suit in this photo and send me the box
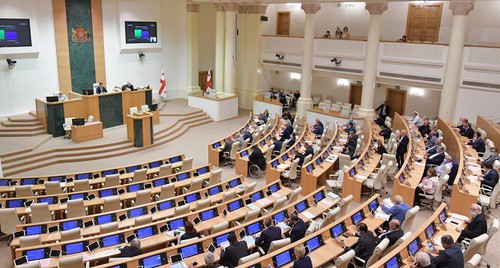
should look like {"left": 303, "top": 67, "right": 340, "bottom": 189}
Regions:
{"left": 280, "top": 121, "right": 293, "bottom": 141}
{"left": 447, "top": 158, "right": 459, "bottom": 186}
{"left": 249, "top": 145, "right": 266, "bottom": 170}
{"left": 480, "top": 147, "right": 499, "bottom": 167}
{"left": 272, "top": 137, "right": 283, "bottom": 155}
{"left": 396, "top": 130, "right": 409, "bottom": 168}
{"left": 379, "top": 125, "right": 392, "bottom": 141}
{"left": 294, "top": 150, "right": 305, "bottom": 167}
{"left": 96, "top": 82, "right": 107, "bottom": 94}
{"left": 259, "top": 110, "right": 269, "bottom": 124}
{"left": 425, "top": 146, "right": 445, "bottom": 166}
{"left": 283, "top": 110, "right": 293, "bottom": 124}
{"left": 375, "top": 101, "right": 390, "bottom": 118}
{"left": 312, "top": 119, "right": 324, "bottom": 136}
{"left": 429, "top": 235, "right": 464, "bottom": 268}
{"left": 255, "top": 218, "right": 283, "bottom": 253}
{"left": 122, "top": 82, "right": 134, "bottom": 90}
{"left": 221, "top": 138, "right": 233, "bottom": 159}
{"left": 243, "top": 130, "right": 253, "bottom": 144}
{"left": 286, "top": 214, "right": 307, "bottom": 243}
{"left": 219, "top": 233, "right": 249, "bottom": 268}
{"left": 292, "top": 245, "right": 312, "bottom": 268}
{"left": 458, "top": 119, "right": 474, "bottom": 139}
{"left": 418, "top": 119, "right": 431, "bottom": 137}
{"left": 426, "top": 139, "right": 442, "bottom": 156}
{"left": 376, "top": 219, "right": 404, "bottom": 247}
{"left": 286, "top": 135, "right": 296, "bottom": 149}
{"left": 120, "top": 238, "right": 142, "bottom": 257}
{"left": 456, "top": 204, "right": 487, "bottom": 243}
{"left": 479, "top": 163, "right": 499, "bottom": 188}
{"left": 304, "top": 141, "right": 314, "bottom": 158}
{"left": 344, "top": 122, "right": 356, "bottom": 134}
{"left": 374, "top": 114, "right": 385, "bottom": 127}
{"left": 338, "top": 223, "right": 377, "bottom": 267}
{"left": 469, "top": 132, "right": 486, "bottom": 154}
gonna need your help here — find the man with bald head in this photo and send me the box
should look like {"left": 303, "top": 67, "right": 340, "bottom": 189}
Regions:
{"left": 427, "top": 139, "right": 442, "bottom": 155}
{"left": 456, "top": 204, "right": 487, "bottom": 243}
{"left": 381, "top": 195, "right": 410, "bottom": 226}
{"left": 396, "top": 130, "right": 409, "bottom": 168}
{"left": 120, "top": 238, "right": 142, "bottom": 257}
{"left": 376, "top": 219, "right": 404, "bottom": 247}
{"left": 414, "top": 252, "right": 432, "bottom": 268}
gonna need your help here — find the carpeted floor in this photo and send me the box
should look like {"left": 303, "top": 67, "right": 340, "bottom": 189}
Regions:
{"left": 0, "top": 99, "right": 498, "bottom": 268}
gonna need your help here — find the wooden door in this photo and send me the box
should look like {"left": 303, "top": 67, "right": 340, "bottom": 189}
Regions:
{"left": 385, "top": 88, "right": 407, "bottom": 118}
{"left": 406, "top": 4, "right": 442, "bottom": 42}
{"left": 276, "top": 12, "right": 290, "bottom": 36}
{"left": 349, "top": 84, "right": 362, "bottom": 107}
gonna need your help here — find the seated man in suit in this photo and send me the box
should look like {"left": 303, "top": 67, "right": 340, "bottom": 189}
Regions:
{"left": 435, "top": 154, "right": 453, "bottom": 175}
{"left": 426, "top": 139, "right": 442, "bottom": 156}
{"left": 344, "top": 122, "right": 356, "bottom": 134}
{"left": 122, "top": 81, "right": 134, "bottom": 90}
{"left": 243, "top": 130, "right": 253, "bottom": 144}
{"left": 249, "top": 145, "right": 266, "bottom": 170}
{"left": 418, "top": 118, "right": 431, "bottom": 137}
{"left": 375, "top": 101, "right": 390, "bottom": 119}
{"left": 96, "top": 82, "right": 107, "bottom": 94}
{"left": 479, "top": 163, "right": 499, "bottom": 188}
{"left": 374, "top": 114, "right": 385, "bottom": 127}
{"left": 280, "top": 121, "right": 293, "bottom": 141}
{"left": 286, "top": 214, "right": 307, "bottom": 243}
{"left": 414, "top": 252, "right": 432, "bottom": 268}
{"left": 120, "top": 238, "right": 142, "bottom": 257}
{"left": 381, "top": 195, "right": 410, "bottom": 225}
{"left": 456, "top": 204, "right": 487, "bottom": 243}
{"left": 255, "top": 218, "right": 283, "bottom": 253}
{"left": 458, "top": 118, "right": 475, "bottom": 139}
{"left": 409, "top": 111, "right": 422, "bottom": 126}
{"left": 286, "top": 135, "right": 296, "bottom": 149}
{"left": 221, "top": 138, "right": 233, "bottom": 159}
{"left": 338, "top": 223, "right": 377, "bottom": 267}
{"left": 480, "top": 147, "right": 499, "bottom": 167}
{"left": 292, "top": 245, "right": 312, "bottom": 268}
{"left": 425, "top": 146, "right": 446, "bottom": 167}
{"left": 304, "top": 141, "right": 314, "bottom": 158}
{"left": 259, "top": 109, "right": 269, "bottom": 124}
{"left": 379, "top": 124, "right": 392, "bottom": 141}
{"left": 428, "top": 235, "right": 464, "bottom": 267}
{"left": 272, "top": 137, "right": 283, "bottom": 155}
{"left": 425, "top": 131, "right": 438, "bottom": 149}
{"left": 376, "top": 219, "right": 404, "bottom": 247}
{"left": 468, "top": 131, "right": 486, "bottom": 154}
{"left": 220, "top": 233, "right": 249, "bottom": 268}
{"left": 294, "top": 150, "right": 305, "bottom": 167}
{"left": 312, "top": 118, "right": 324, "bottom": 136}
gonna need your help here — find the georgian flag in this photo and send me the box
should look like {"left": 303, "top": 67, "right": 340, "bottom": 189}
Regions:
{"left": 158, "top": 68, "right": 167, "bottom": 98}
{"left": 205, "top": 69, "right": 213, "bottom": 97}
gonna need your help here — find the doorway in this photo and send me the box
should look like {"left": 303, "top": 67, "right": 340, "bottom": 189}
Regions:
{"left": 276, "top": 11, "right": 290, "bottom": 36}
{"left": 349, "top": 84, "right": 362, "bottom": 108}
{"left": 385, "top": 88, "right": 407, "bottom": 118}
{"left": 406, "top": 3, "right": 443, "bottom": 42}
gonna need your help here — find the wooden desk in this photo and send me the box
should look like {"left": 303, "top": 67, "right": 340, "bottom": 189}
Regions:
{"left": 127, "top": 112, "right": 154, "bottom": 147}
{"left": 476, "top": 115, "right": 500, "bottom": 147}
{"left": 71, "top": 122, "right": 103, "bottom": 143}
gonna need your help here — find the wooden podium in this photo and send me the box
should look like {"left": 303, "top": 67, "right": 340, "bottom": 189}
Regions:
{"left": 71, "top": 122, "right": 103, "bottom": 143}
{"left": 126, "top": 112, "right": 154, "bottom": 147}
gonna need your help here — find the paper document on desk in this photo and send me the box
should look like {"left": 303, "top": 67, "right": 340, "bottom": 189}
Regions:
{"left": 171, "top": 262, "right": 187, "bottom": 268}
{"left": 415, "top": 161, "right": 425, "bottom": 167}
{"left": 272, "top": 193, "right": 281, "bottom": 198}
{"left": 451, "top": 213, "right": 468, "bottom": 221}
{"left": 355, "top": 175, "right": 367, "bottom": 181}
{"left": 383, "top": 198, "right": 394, "bottom": 208}
{"left": 247, "top": 204, "right": 259, "bottom": 211}
{"left": 465, "top": 156, "right": 476, "bottom": 161}
{"left": 375, "top": 209, "right": 391, "bottom": 221}
{"left": 327, "top": 192, "right": 340, "bottom": 200}
{"left": 468, "top": 165, "right": 481, "bottom": 173}
{"left": 302, "top": 211, "right": 315, "bottom": 219}
{"left": 220, "top": 241, "right": 230, "bottom": 250}
{"left": 433, "top": 236, "right": 443, "bottom": 247}
{"left": 39, "top": 258, "right": 50, "bottom": 268}
{"left": 243, "top": 236, "right": 255, "bottom": 247}
{"left": 278, "top": 222, "right": 290, "bottom": 230}
{"left": 467, "top": 175, "right": 478, "bottom": 183}
{"left": 277, "top": 164, "right": 290, "bottom": 170}
{"left": 321, "top": 198, "right": 334, "bottom": 206}
{"left": 256, "top": 198, "right": 271, "bottom": 206}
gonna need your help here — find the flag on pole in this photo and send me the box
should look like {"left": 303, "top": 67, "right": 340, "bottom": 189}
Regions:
{"left": 158, "top": 68, "right": 167, "bottom": 99}
{"left": 204, "top": 69, "right": 213, "bottom": 97}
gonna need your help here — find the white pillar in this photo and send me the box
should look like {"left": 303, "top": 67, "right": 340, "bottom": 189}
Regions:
{"left": 358, "top": 2, "right": 388, "bottom": 118}
{"left": 224, "top": 2, "right": 239, "bottom": 96}
{"left": 296, "top": 2, "right": 321, "bottom": 118}
{"left": 214, "top": 3, "right": 225, "bottom": 94}
{"left": 187, "top": 2, "right": 200, "bottom": 96}
{"left": 439, "top": 0, "right": 474, "bottom": 121}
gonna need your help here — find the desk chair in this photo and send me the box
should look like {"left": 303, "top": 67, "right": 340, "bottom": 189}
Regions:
{"left": 234, "top": 209, "right": 261, "bottom": 226}
{"left": 478, "top": 161, "right": 500, "bottom": 213}
{"left": 15, "top": 185, "right": 34, "bottom": 197}
{"left": 103, "top": 196, "right": 121, "bottom": 212}
{"left": 327, "top": 165, "right": 348, "bottom": 194}
{"left": 30, "top": 203, "right": 53, "bottom": 223}
{"left": 204, "top": 169, "right": 222, "bottom": 188}
{"left": 180, "top": 157, "right": 194, "bottom": 172}
{"left": 59, "top": 254, "right": 84, "bottom": 268}
{"left": 265, "top": 145, "right": 275, "bottom": 161}
{"left": 74, "top": 179, "right": 90, "bottom": 192}
{"left": 129, "top": 107, "right": 138, "bottom": 115}
{"left": 223, "top": 141, "right": 240, "bottom": 168}
{"left": 364, "top": 164, "right": 387, "bottom": 194}
{"left": 45, "top": 181, "right": 64, "bottom": 195}
{"left": 282, "top": 158, "right": 299, "bottom": 188}
{"left": 335, "top": 249, "right": 356, "bottom": 268}
{"left": 100, "top": 222, "right": 119, "bottom": 234}
{"left": 87, "top": 115, "right": 94, "bottom": 124}
{"left": 63, "top": 117, "right": 74, "bottom": 139}
{"left": 195, "top": 199, "right": 211, "bottom": 211}
{"left": 462, "top": 234, "right": 489, "bottom": 263}
{"left": 238, "top": 252, "right": 260, "bottom": 266}
{"left": 381, "top": 154, "right": 397, "bottom": 178}
{"left": 418, "top": 175, "right": 449, "bottom": 211}
{"left": 157, "top": 183, "right": 175, "bottom": 200}
{"left": 338, "top": 155, "right": 351, "bottom": 173}
{"left": 251, "top": 132, "right": 260, "bottom": 145}
{"left": 210, "top": 221, "right": 229, "bottom": 235}
{"left": 134, "top": 189, "right": 152, "bottom": 206}
{"left": 19, "top": 235, "right": 42, "bottom": 248}
{"left": 0, "top": 208, "right": 24, "bottom": 236}
{"left": 338, "top": 195, "right": 353, "bottom": 217}
{"left": 465, "top": 254, "right": 482, "bottom": 268}
{"left": 174, "top": 204, "right": 190, "bottom": 216}
{"left": 242, "top": 182, "right": 257, "bottom": 196}
{"left": 286, "top": 187, "right": 302, "bottom": 205}
{"left": 222, "top": 189, "right": 236, "bottom": 203}
{"left": 141, "top": 105, "right": 149, "bottom": 112}
{"left": 61, "top": 228, "right": 81, "bottom": 241}
{"left": 351, "top": 238, "right": 389, "bottom": 268}
{"left": 66, "top": 199, "right": 86, "bottom": 218}
{"left": 401, "top": 206, "right": 420, "bottom": 233}
{"left": 104, "top": 174, "right": 120, "bottom": 187}
{"left": 133, "top": 169, "right": 148, "bottom": 182}
{"left": 134, "top": 215, "right": 152, "bottom": 226}
{"left": 157, "top": 164, "right": 172, "bottom": 178}
{"left": 389, "top": 142, "right": 397, "bottom": 155}
{"left": 262, "top": 196, "right": 287, "bottom": 215}
{"left": 241, "top": 138, "right": 250, "bottom": 151}
{"left": 384, "top": 231, "right": 412, "bottom": 254}
{"left": 182, "top": 177, "right": 203, "bottom": 194}
{"left": 267, "top": 238, "right": 291, "bottom": 254}
{"left": 310, "top": 206, "right": 340, "bottom": 232}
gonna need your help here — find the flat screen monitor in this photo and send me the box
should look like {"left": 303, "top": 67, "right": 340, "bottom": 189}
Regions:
{"left": 169, "top": 218, "right": 185, "bottom": 230}
{"left": 72, "top": 118, "right": 85, "bottom": 126}
{"left": 271, "top": 160, "right": 279, "bottom": 168}
{"left": 25, "top": 248, "right": 47, "bottom": 261}
{"left": 126, "top": 165, "right": 141, "bottom": 173}
{"left": 273, "top": 249, "right": 294, "bottom": 268}
{"left": 315, "top": 158, "right": 322, "bottom": 165}
{"left": 177, "top": 172, "right": 189, "bottom": 181}
{"left": 439, "top": 209, "right": 448, "bottom": 223}
{"left": 251, "top": 191, "right": 264, "bottom": 202}
{"left": 0, "top": 179, "right": 9, "bottom": 186}
{"left": 358, "top": 160, "right": 364, "bottom": 168}
{"left": 25, "top": 225, "right": 45, "bottom": 236}
{"left": 61, "top": 220, "right": 81, "bottom": 231}
{"left": 95, "top": 214, "right": 115, "bottom": 225}
{"left": 295, "top": 201, "right": 308, "bottom": 213}
{"left": 101, "top": 234, "right": 122, "bottom": 247}
{"left": 129, "top": 207, "right": 146, "bottom": 218}
{"left": 282, "top": 154, "right": 288, "bottom": 161}
{"left": 21, "top": 178, "right": 37, "bottom": 185}
{"left": 228, "top": 200, "right": 242, "bottom": 212}
{"left": 185, "top": 193, "right": 199, "bottom": 204}
{"left": 306, "top": 164, "right": 314, "bottom": 173}
{"left": 407, "top": 237, "right": 421, "bottom": 256}
{"left": 69, "top": 193, "right": 85, "bottom": 200}
{"left": 7, "top": 199, "right": 25, "bottom": 208}
{"left": 246, "top": 222, "right": 262, "bottom": 235}
{"left": 64, "top": 241, "right": 86, "bottom": 255}
{"left": 241, "top": 151, "right": 249, "bottom": 158}
{"left": 48, "top": 176, "right": 65, "bottom": 182}
{"left": 384, "top": 254, "right": 402, "bottom": 268}
{"left": 269, "top": 183, "right": 280, "bottom": 193}
{"left": 38, "top": 196, "right": 57, "bottom": 205}
{"left": 148, "top": 161, "right": 162, "bottom": 168}
{"left": 351, "top": 210, "right": 365, "bottom": 225}
{"left": 99, "top": 189, "right": 116, "bottom": 198}
{"left": 197, "top": 166, "right": 209, "bottom": 175}
{"left": 208, "top": 186, "right": 221, "bottom": 196}
{"left": 81, "top": 89, "right": 93, "bottom": 96}
{"left": 127, "top": 183, "right": 143, "bottom": 193}
{"left": 0, "top": 19, "right": 32, "bottom": 47}
{"left": 213, "top": 142, "right": 221, "bottom": 149}
{"left": 200, "top": 209, "right": 217, "bottom": 221}
{"left": 158, "top": 200, "right": 174, "bottom": 211}
{"left": 330, "top": 222, "right": 346, "bottom": 238}
{"left": 180, "top": 243, "right": 200, "bottom": 258}
{"left": 140, "top": 253, "right": 167, "bottom": 268}
{"left": 136, "top": 226, "right": 155, "bottom": 239}
{"left": 169, "top": 156, "right": 181, "bottom": 163}
{"left": 369, "top": 199, "right": 379, "bottom": 212}
{"left": 214, "top": 233, "right": 230, "bottom": 247}
{"left": 125, "top": 21, "right": 158, "bottom": 44}
{"left": 399, "top": 173, "right": 405, "bottom": 183}
{"left": 228, "top": 178, "right": 241, "bottom": 188}
{"left": 425, "top": 222, "right": 436, "bottom": 239}
{"left": 305, "top": 236, "right": 323, "bottom": 252}
{"left": 76, "top": 173, "right": 90, "bottom": 180}
{"left": 349, "top": 168, "right": 356, "bottom": 177}
{"left": 153, "top": 178, "right": 166, "bottom": 187}
{"left": 273, "top": 211, "right": 288, "bottom": 223}
{"left": 101, "top": 169, "right": 118, "bottom": 177}
{"left": 313, "top": 191, "right": 325, "bottom": 202}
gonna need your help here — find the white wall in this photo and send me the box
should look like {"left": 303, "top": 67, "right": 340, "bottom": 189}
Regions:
{"left": 0, "top": 0, "right": 58, "bottom": 117}
{"left": 197, "top": 3, "right": 215, "bottom": 72}
{"left": 263, "top": 1, "right": 500, "bottom": 45}
{"left": 456, "top": 88, "right": 499, "bottom": 124}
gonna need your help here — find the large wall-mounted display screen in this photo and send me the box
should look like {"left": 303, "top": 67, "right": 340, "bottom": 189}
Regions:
{"left": 125, "top": 21, "right": 158, "bottom": 44}
{"left": 0, "top": 18, "right": 32, "bottom": 47}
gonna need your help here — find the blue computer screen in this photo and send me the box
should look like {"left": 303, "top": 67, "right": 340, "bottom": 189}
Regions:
{"left": 306, "top": 164, "right": 314, "bottom": 173}
{"left": 215, "top": 233, "right": 230, "bottom": 247}
{"left": 102, "top": 170, "right": 117, "bottom": 176}
{"left": 100, "top": 189, "right": 114, "bottom": 198}
{"left": 275, "top": 251, "right": 292, "bottom": 267}
{"left": 213, "top": 142, "right": 221, "bottom": 149}
{"left": 136, "top": 227, "right": 153, "bottom": 239}
{"left": 158, "top": 201, "right": 173, "bottom": 211}
{"left": 369, "top": 200, "right": 379, "bottom": 211}
{"left": 306, "top": 236, "right": 321, "bottom": 251}
{"left": 49, "top": 176, "right": 64, "bottom": 182}
{"left": 197, "top": 167, "right": 209, "bottom": 175}
{"left": 96, "top": 215, "right": 113, "bottom": 225}
{"left": 251, "top": 191, "right": 263, "bottom": 202}
{"left": 153, "top": 179, "right": 166, "bottom": 187}
{"left": 142, "top": 254, "right": 163, "bottom": 268}
{"left": 177, "top": 173, "right": 188, "bottom": 181}
{"left": 22, "top": 178, "right": 36, "bottom": 185}
{"left": 39, "top": 197, "right": 55, "bottom": 205}
{"left": 70, "top": 193, "right": 84, "bottom": 200}
{"left": 408, "top": 239, "right": 420, "bottom": 256}
{"left": 229, "top": 178, "right": 240, "bottom": 188}
{"left": 26, "top": 249, "right": 45, "bottom": 261}
{"left": 126, "top": 166, "right": 140, "bottom": 173}
{"left": 349, "top": 168, "right": 356, "bottom": 177}
{"left": 273, "top": 212, "right": 286, "bottom": 223}
{"left": 208, "top": 186, "right": 220, "bottom": 195}
{"left": 102, "top": 235, "right": 121, "bottom": 247}
{"left": 247, "top": 222, "right": 261, "bottom": 235}
{"left": 76, "top": 174, "right": 89, "bottom": 180}
{"left": 241, "top": 151, "right": 249, "bottom": 157}
{"left": 315, "top": 158, "right": 322, "bottom": 165}
{"left": 128, "top": 184, "right": 142, "bottom": 193}
{"left": 8, "top": 199, "right": 24, "bottom": 208}
{"left": 25, "top": 226, "right": 42, "bottom": 236}
{"left": 129, "top": 208, "right": 144, "bottom": 218}
{"left": 330, "top": 223, "right": 345, "bottom": 237}
{"left": 282, "top": 154, "right": 288, "bottom": 161}
{"left": 352, "top": 211, "right": 363, "bottom": 225}
{"left": 296, "top": 201, "right": 307, "bottom": 213}
{"left": 272, "top": 160, "right": 279, "bottom": 168}
{"left": 180, "top": 244, "right": 199, "bottom": 258}
{"left": 66, "top": 242, "right": 84, "bottom": 254}
{"left": 170, "top": 219, "right": 184, "bottom": 230}
{"left": 185, "top": 194, "right": 198, "bottom": 203}
{"left": 385, "top": 256, "right": 401, "bottom": 268}
{"left": 313, "top": 191, "right": 325, "bottom": 202}
{"left": 201, "top": 210, "right": 215, "bottom": 221}
{"left": 149, "top": 161, "right": 161, "bottom": 168}
{"left": 425, "top": 224, "right": 435, "bottom": 239}
{"left": 269, "top": 183, "right": 279, "bottom": 193}
{"left": 228, "top": 200, "right": 241, "bottom": 211}
{"left": 62, "top": 221, "right": 79, "bottom": 231}
{"left": 0, "top": 179, "right": 8, "bottom": 186}
{"left": 169, "top": 156, "right": 181, "bottom": 163}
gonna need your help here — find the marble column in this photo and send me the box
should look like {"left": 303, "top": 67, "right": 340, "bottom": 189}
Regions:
{"left": 223, "top": 2, "right": 239, "bottom": 96}
{"left": 187, "top": 2, "right": 200, "bottom": 96}
{"left": 296, "top": 2, "right": 321, "bottom": 118}
{"left": 214, "top": 3, "right": 225, "bottom": 94}
{"left": 438, "top": 0, "right": 474, "bottom": 121}
{"left": 358, "top": 1, "right": 388, "bottom": 118}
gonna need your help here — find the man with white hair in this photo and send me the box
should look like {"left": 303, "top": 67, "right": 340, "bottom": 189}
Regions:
{"left": 414, "top": 252, "right": 432, "bottom": 268}
{"left": 425, "top": 146, "right": 446, "bottom": 166}
{"left": 409, "top": 111, "right": 422, "bottom": 126}
{"left": 435, "top": 154, "right": 453, "bottom": 175}
{"left": 120, "top": 238, "right": 142, "bottom": 257}
{"left": 456, "top": 204, "right": 488, "bottom": 242}
{"left": 280, "top": 121, "right": 293, "bottom": 141}
{"left": 381, "top": 195, "right": 410, "bottom": 226}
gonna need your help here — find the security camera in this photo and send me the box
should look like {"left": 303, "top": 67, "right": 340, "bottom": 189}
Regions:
{"left": 138, "top": 53, "right": 145, "bottom": 59}
{"left": 6, "top": 59, "right": 17, "bottom": 68}
{"left": 331, "top": 57, "right": 342, "bottom": 66}
{"left": 275, "top": 53, "right": 284, "bottom": 60}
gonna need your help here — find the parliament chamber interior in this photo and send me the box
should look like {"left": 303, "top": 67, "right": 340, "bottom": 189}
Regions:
{"left": 0, "top": 0, "right": 499, "bottom": 267}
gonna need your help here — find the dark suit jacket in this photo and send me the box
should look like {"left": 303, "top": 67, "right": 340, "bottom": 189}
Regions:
{"left": 249, "top": 148, "right": 266, "bottom": 169}
{"left": 122, "top": 84, "right": 134, "bottom": 90}
{"left": 313, "top": 122, "right": 324, "bottom": 135}
{"left": 120, "top": 246, "right": 142, "bottom": 257}
{"left": 375, "top": 104, "right": 390, "bottom": 116}
{"left": 96, "top": 86, "right": 107, "bottom": 94}
{"left": 470, "top": 138, "right": 486, "bottom": 153}
{"left": 397, "top": 135, "right": 409, "bottom": 154}
{"left": 431, "top": 244, "right": 464, "bottom": 268}
{"left": 375, "top": 117, "right": 385, "bottom": 127}
{"left": 345, "top": 232, "right": 377, "bottom": 263}
{"left": 377, "top": 229, "right": 404, "bottom": 247}
{"left": 220, "top": 241, "right": 249, "bottom": 268}
{"left": 222, "top": 140, "right": 233, "bottom": 154}
{"left": 427, "top": 145, "right": 439, "bottom": 156}
{"left": 289, "top": 219, "right": 307, "bottom": 243}
{"left": 427, "top": 152, "right": 445, "bottom": 166}
{"left": 305, "top": 146, "right": 314, "bottom": 158}
{"left": 482, "top": 169, "right": 499, "bottom": 188}
{"left": 419, "top": 124, "right": 431, "bottom": 137}
{"left": 295, "top": 153, "right": 305, "bottom": 167}
{"left": 287, "top": 137, "right": 296, "bottom": 148}
{"left": 292, "top": 256, "right": 313, "bottom": 268}
{"left": 459, "top": 213, "right": 487, "bottom": 241}
{"left": 447, "top": 160, "right": 459, "bottom": 186}
{"left": 379, "top": 128, "right": 392, "bottom": 140}
{"left": 281, "top": 125, "right": 293, "bottom": 140}
{"left": 376, "top": 145, "right": 388, "bottom": 155}
{"left": 243, "top": 132, "right": 253, "bottom": 144}
{"left": 255, "top": 226, "right": 282, "bottom": 253}
{"left": 483, "top": 154, "right": 500, "bottom": 167}
{"left": 459, "top": 125, "right": 474, "bottom": 139}
{"left": 273, "top": 140, "right": 283, "bottom": 153}
{"left": 260, "top": 113, "right": 269, "bottom": 123}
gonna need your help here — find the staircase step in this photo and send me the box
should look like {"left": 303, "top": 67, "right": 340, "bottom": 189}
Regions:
{"left": 0, "top": 130, "right": 46, "bottom": 137}
{"left": 8, "top": 115, "right": 39, "bottom": 123}
{"left": 0, "top": 126, "right": 45, "bottom": 132}
{"left": 1, "top": 121, "right": 41, "bottom": 127}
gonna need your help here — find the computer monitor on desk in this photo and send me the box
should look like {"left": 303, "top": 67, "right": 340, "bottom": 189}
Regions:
{"left": 82, "top": 89, "right": 94, "bottom": 95}
{"left": 46, "top": 96, "right": 59, "bottom": 102}
{"left": 72, "top": 118, "right": 85, "bottom": 126}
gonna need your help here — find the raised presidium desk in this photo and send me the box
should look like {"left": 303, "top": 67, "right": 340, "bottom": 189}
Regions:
{"left": 35, "top": 88, "right": 152, "bottom": 137}
{"left": 126, "top": 112, "right": 154, "bottom": 147}
{"left": 187, "top": 92, "right": 238, "bottom": 121}
{"left": 71, "top": 122, "right": 103, "bottom": 143}
{"left": 253, "top": 96, "right": 283, "bottom": 118}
